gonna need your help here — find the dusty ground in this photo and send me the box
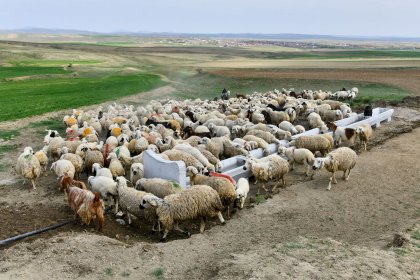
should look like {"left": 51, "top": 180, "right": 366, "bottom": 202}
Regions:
{"left": 0, "top": 103, "right": 419, "bottom": 279}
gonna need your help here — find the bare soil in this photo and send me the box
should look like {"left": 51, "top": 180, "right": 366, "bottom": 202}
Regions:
{"left": 0, "top": 103, "right": 419, "bottom": 279}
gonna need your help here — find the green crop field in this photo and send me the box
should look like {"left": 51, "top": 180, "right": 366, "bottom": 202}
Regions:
{"left": 0, "top": 71, "right": 165, "bottom": 121}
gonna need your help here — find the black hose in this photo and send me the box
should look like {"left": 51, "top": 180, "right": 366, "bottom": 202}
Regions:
{"left": 0, "top": 206, "right": 114, "bottom": 246}
{"left": 0, "top": 220, "right": 72, "bottom": 246}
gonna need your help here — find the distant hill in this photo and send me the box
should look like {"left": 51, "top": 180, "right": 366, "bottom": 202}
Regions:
{"left": 1, "top": 27, "right": 419, "bottom": 42}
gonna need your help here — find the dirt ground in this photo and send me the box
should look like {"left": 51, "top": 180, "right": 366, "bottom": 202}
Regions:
{"left": 1, "top": 94, "right": 420, "bottom": 279}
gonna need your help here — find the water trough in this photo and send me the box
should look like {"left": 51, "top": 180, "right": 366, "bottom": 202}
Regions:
{"left": 143, "top": 108, "right": 394, "bottom": 185}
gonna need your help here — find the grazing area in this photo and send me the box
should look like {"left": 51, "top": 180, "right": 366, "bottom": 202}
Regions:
{"left": 0, "top": 36, "right": 420, "bottom": 279}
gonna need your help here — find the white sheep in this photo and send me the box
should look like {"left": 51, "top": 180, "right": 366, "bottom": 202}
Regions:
{"left": 208, "top": 123, "right": 231, "bottom": 138}
{"left": 135, "top": 178, "right": 182, "bottom": 198}
{"left": 16, "top": 147, "right": 42, "bottom": 190}
{"left": 242, "top": 135, "right": 270, "bottom": 155}
{"left": 139, "top": 185, "right": 226, "bottom": 242}
{"left": 50, "top": 159, "right": 75, "bottom": 180}
{"left": 34, "top": 146, "right": 49, "bottom": 172}
{"left": 278, "top": 146, "right": 315, "bottom": 177}
{"left": 278, "top": 121, "right": 298, "bottom": 135}
{"left": 173, "top": 143, "right": 215, "bottom": 171}
{"left": 243, "top": 154, "right": 289, "bottom": 194}
{"left": 234, "top": 178, "right": 249, "bottom": 209}
{"left": 291, "top": 135, "right": 332, "bottom": 156}
{"left": 130, "top": 163, "right": 144, "bottom": 185}
{"left": 91, "top": 162, "right": 113, "bottom": 178}
{"left": 356, "top": 123, "right": 373, "bottom": 151}
{"left": 114, "top": 177, "right": 159, "bottom": 229}
{"left": 312, "top": 147, "right": 358, "bottom": 190}
{"left": 88, "top": 175, "right": 118, "bottom": 212}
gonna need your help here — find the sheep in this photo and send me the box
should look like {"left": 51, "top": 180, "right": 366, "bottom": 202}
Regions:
{"left": 112, "top": 145, "right": 131, "bottom": 166}
{"left": 60, "top": 148, "right": 84, "bottom": 180}
{"left": 307, "top": 112, "right": 324, "bottom": 129}
{"left": 222, "top": 139, "right": 250, "bottom": 158}
{"left": 246, "top": 130, "right": 280, "bottom": 145}
{"left": 107, "top": 152, "right": 125, "bottom": 178}
{"left": 199, "top": 137, "right": 225, "bottom": 159}
{"left": 91, "top": 162, "right": 113, "bottom": 178}
{"left": 356, "top": 123, "right": 373, "bottom": 151}
{"left": 278, "top": 146, "right": 315, "bottom": 177}
{"left": 187, "top": 166, "right": 236, "bottom": 219}
{"left": 173, "top": 143, "right": 215, "bottom": 171}
{"left": 84, "top": 149, "right": 104, "bottom": 177}
{"left": 88, "top": 176, "right": 118, "bottom": 212}
{"left": 61, "top": 139, "right": 82, "bottom": 154}
{"left": 43, "top": 130, "right": 60, "bottom": 145}
{"left": 196, "top": 146, "right": 221, "bottom": 165}
{"left": 48, "top": 136, "right": 64, "bottom": 161}
{"left": 295, "top": 125, "right": 305, "bottom": 134}
{"left": 243, "top": 154, "right": 289, "bottom": 194}
{"left": 312, "top": 147, "right": 358, "bottom": 190}
{"left": 278, "top": 121, "right": 298, "bottom": 135}
{"left": 208, "top": 123, "right": 231, "bottom": 138}
{"left": 327, "top": 122, "right": 357, "bottom": 147}
{"left": 130, "top": 163, "right": 144, "bottom": 185}
{"left": 139, "top": 185, "right": 226, "bottom": 242}
{"left": 163, "top": 149, "right": 205, "bottom": 172}
{"left": 267, "top": 109, "right": 290, "bottom": 125}
{"left": 291, "top": 135, "right": 331, "bottom": 156}
{"left": 34, "top": 146, "right": 49, "bottom": 172}
{"left": 51, "top": 159, "right": 75, "bottom": 181}
{"left": 242, "top": 135, "right": 270, "bottom": 155}
{"left": 135, "top": 178, "right": 182, "bottom": 198}
{"left": 16, "top": 147, "right": 41, "bottom": 190}
{"left": 234, "top": 178, "right": 250, "bottom": 210}
{"left": 114, "top": 177, "right": 158, "bottom": 229}
{"left": 322, "top": 109, "right": 344, "bottom": 122}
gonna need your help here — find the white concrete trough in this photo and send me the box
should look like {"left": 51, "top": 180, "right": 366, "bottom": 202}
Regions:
{"left": 143, "top": 108, "right": 394, "bottom": 185}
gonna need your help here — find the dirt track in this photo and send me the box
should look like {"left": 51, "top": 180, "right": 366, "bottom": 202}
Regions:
{"left": 0, "top": 106, "right": 419, "bottom": 279}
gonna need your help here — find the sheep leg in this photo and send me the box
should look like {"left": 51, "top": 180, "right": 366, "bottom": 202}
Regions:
{"left": 364, "top": 142, "right": 367, "bottom": 151}
{"left": 31, "top": 180, "right": 37, "bottom": 190}
{"left": 174, "top": 223, "right": 191, "bottom": 237}
{"left": 160, "top": 229, "right": 169, "bottom": 242}
{"left": 291, "top": 161, "right": 295, "bottom": 171}
{"left": 217, "top": 211, "right": 226, "bottom": 225}
{"left": 199, "top": 217, "right": 206, "bottom": 233}
{"left": 226, "top": 205, "right": 231, "bottom": 220}
{"left": 127, "top": 212, "right": 132, "bottom": 225}
{"left": 114, "top": 197, "right": 119, "bottom": 214}
{"left": 327, "top": 177, "right": 333, "bottom": 191}
{"left": 332, "top": 171, "right": 337, "bottom": 184}
{"left": 261, "top": 183, "right": 269, "bottom": 192}
{"left": 345, "top": 169, "right": 352, "bottom": 181}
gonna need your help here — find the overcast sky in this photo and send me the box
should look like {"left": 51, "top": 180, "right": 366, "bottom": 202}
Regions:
{"left": 1, "top": 0, "right": 419, "bottom": 37}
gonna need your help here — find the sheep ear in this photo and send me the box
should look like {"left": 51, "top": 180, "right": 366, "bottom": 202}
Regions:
{"left": 149, "top": 198, "right": 158, "bottom": 207}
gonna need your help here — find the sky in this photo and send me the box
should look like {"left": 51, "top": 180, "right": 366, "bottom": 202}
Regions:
{"left": 0, "top": 0, "right": 419, "bottom": 37}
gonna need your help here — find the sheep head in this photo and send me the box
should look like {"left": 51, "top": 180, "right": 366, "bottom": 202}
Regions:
{"left": 139, "top": 194, "right": 162, "bottom": 209}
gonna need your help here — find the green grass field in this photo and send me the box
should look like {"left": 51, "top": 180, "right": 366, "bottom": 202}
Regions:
{"left": 0, "top": 71, "right": 165, "bottom": 121}
{"left": 0, "top": 66, "right": 72, "bottom": 79}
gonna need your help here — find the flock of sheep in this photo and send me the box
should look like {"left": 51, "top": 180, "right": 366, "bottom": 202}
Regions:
{"left": 15, "top": 86, "right": 373, "bottom": 241}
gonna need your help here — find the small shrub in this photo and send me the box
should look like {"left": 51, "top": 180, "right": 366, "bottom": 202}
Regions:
{"left": 105, "top": 267, "right": 114, "bottom": 276}
{"left": 255, "top": 194, "right": 266, "bottom": 205}
{"left": 151, "top": 267, "right": 165, "bottom": 279}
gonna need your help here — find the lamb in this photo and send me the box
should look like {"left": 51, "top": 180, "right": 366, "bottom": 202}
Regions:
{"left": 139, "top": 185, "right": 226, "bottom": 242}
{"left": 307, "top": 112, "right": 325, "bottom": 129}
{"left": 242, "top": 135, "right": 270, "bottom": 155}
{"left": 135, "top": 178, "right": 182, "bottom": 198}
{"left": 34, "top": 146, "right": 49, "bottom": 172}
{"left": 187, "top": 166, "right": 236, "bottom": 218}
{"left": 66, "top": 186, "right": 105, "bottom": 231}
{"left": 115, "top": 177, "right": 158, "bottom": 229}
{"left": 107, "top": 152, "right": 125, "bottom": 178}
{"left": 208, "top": 123, "right": 231, "bottom": 138}
{"left": 356, "top": 123, "right": 373, "bottom": 151}
{"left": 60, "top": 147, "right": 84, "bottom": 180}
{"left": 199, "top": 137, "right": 225, "bottom": 159}
{"left": 130, "top": 163, "right": 144, "bottom": 185}
{"left": 88, "top": 176, "right": 118, "bottom": 212}
{"left": 43, "top": 130, "right": 60, "bottom": 145}
{"left": 48, "top": 136, "right": 65, "bottom": 161}
{"left": 312, "top": 147, "right": 358, "bottom": 190}
{"left": 91, "top": 162, "right": 113, "bottom": 178}
{"left": 243, "top": 154, "right": 289, "bottom": 194}
{"left": 291, "top": 135, "right": 332, "bottom": 156}
{"left": 246, "top": 130, "right": 281, "bottom": 145}
{"left": 16, "top": 147, "right": 42, "bottom": 190}
{"left": 278, "top": 121, "right": 298, "bottom": 135}
{"left": 278, "top": 146, "right": 315, "bottom": 177}
{"left": 51, "top": 159, "right": 75, "bottom": 180}
{"left": 234, "top": 178, "right": 250, "bottom": 210}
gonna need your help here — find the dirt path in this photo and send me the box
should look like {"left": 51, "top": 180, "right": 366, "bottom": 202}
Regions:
{"left": 0, "top": 108, "right": 419, "bottom": 279}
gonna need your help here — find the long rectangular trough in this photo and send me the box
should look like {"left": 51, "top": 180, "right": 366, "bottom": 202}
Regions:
{"left": 143, "top": 107, "right": 394, "bottom": 186}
